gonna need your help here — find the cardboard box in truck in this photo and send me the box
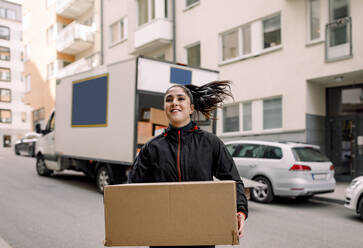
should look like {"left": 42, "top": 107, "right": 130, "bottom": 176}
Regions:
{"left": 103, "top": 181, "right": 239, "bottom": 246}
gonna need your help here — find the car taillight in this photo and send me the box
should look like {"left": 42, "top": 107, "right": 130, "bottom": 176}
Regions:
{"left": 289, "top": 164, "right": 311, "bottom": 171}
{"left": 330, "top": 165, "right": 334, "bottom": 171}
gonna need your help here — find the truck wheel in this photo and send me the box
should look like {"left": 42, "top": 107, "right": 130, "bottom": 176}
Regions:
{"left": 36, "top": 155, "right": 52, "bottom": 176}
{"left": 359, "top": 198, "right": 363, "bottom": 221}
{"left": 251, "top": 176, "right": 274, "bottom": 203}
{"left": 96, "top": 166, "right": 112, "bottom": 193}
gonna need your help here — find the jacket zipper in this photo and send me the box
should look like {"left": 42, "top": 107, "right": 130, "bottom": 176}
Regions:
{"left": 177, "top": 130, "right": 182, "bottom": 181}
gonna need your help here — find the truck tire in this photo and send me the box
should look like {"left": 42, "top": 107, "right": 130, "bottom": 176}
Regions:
{"left": 36, "top": 155, "right": 53, "bottom": 176}
{"left": 251, "top": 176, "right": 274, "bottom": 203}
{"left": 96, "top": 166, "right": 112, "bottom": 193}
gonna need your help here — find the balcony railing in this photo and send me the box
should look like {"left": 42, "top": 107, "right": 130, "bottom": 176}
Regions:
{"left": 56, "top": 21, "right": 94, "bottom": 55}
{"left": 56, "top": 0, "right": 94, "bottom": 19}
{"left": 134, "top": 19, "right": 172, "bottom": 52}
{"left": 57, "top": 53, "right": 100, "bottom": 79}
{"left": 325, "top": 17, "right": 352, "bottom": 61}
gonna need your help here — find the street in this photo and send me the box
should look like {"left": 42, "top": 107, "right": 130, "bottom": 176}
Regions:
{"left": 0, "top": 148, "right": 362, "bottom": 248}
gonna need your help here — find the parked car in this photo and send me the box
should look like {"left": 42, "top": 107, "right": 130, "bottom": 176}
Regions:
{"left": 345, "top": 176, "right": 363, "bottom": 220}
{"left": 14, "top": 132, "right": 41, "bottom": 157}
{"left": 224, "top": 140, "right": 336, "bottom": 203}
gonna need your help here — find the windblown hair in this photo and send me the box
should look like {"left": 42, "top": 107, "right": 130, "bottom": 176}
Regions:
{"left": 166, "top": 80, "right": 233, "bottom": 120}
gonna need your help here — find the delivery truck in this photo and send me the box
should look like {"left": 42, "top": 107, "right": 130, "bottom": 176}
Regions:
{"left": 34, "top": 56, "right": 219, "bottom": 193}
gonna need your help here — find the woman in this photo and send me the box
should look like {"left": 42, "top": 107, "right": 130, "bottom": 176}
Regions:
{"left": 129, "top": 81, "right": 248, "bottom": 248}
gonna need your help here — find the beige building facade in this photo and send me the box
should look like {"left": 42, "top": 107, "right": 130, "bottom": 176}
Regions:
{"left": 22, "top": 0, "right": 102, "bottom": 129}
{"left": 103, "top": 0, "right": 363, "bottom": 179}
{"left": 0, "top": 0, "right": 31, "bottom": 148}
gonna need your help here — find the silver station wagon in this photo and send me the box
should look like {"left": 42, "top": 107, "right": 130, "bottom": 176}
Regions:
{"left": 225, "top": 140, "right": 336, "bottom": 203}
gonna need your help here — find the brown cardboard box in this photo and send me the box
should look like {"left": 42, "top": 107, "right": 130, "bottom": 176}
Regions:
{"left": 141, "top": 108, "right": 169, "bottom": 126}
{"left": 103, "top": 181, "right": 239, "bottom": 246}
{"left": 137, "top": 121, "right": 153, "bottom": 137}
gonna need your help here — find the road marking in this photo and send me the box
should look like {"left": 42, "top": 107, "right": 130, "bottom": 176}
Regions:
{"left": 0, "top": 236, "right": 12, "bottom": 248}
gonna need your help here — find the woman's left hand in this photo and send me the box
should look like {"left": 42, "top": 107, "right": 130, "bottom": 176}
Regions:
{"left": 237, "top": 213, "right": 245, "bottom": 238}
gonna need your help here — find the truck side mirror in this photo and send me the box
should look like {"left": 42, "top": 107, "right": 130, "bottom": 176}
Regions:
{"left": 35, "top": 123, "right": 42, "bottom": 134}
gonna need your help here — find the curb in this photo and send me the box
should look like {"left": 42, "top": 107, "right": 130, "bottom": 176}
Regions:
{"left": 311, "top": 196, "right": 345, "bottom": 205}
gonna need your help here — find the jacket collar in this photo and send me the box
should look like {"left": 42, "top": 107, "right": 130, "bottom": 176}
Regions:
{"left": 163, "top": 121, "right": 199, "bottom": 138}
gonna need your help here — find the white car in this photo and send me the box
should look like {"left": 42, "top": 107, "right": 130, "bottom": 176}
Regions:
{"left": 224, "top": 140, "right": 336, "bottom": 203}
{"left": 345, "top": 176, "right": 363, "bottom": 220}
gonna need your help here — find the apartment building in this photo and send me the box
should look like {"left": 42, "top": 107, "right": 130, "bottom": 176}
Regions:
{"left": 103, "top": 0, "right": 363, "bottom": 180}
{"left": 22, "top": 0, "right": 101, "bottom": 129}
{"left": 0, "top": 0, "right": 31, "bottom": 148}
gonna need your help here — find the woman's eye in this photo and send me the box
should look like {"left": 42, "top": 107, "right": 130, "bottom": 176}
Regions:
{"left": 178, "top": 97, "right": 185, "bottom": 101}
{"left": 165, "top": 98, "right": 173, "bottom": 102}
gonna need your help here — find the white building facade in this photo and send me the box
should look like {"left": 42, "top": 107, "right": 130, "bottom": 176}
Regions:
{"left": 103, "top": 0, "right": 362, "bottom": 180}
{"left": 0, "top": 0, "right": 31, "bottom": 148}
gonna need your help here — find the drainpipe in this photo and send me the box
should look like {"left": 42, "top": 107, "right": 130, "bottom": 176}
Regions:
{"left": 172, "top": 0, "right": 176, "bottom": 63}
{"left": 100, "top": 0, "right": 104, "bottom": 65}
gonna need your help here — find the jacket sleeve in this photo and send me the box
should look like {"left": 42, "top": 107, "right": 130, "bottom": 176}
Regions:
{"left": 128, "top": 144, "right": 152, "bottom": 183}
{"left": 213, "top": 137, "right": 248, "bottom": 219}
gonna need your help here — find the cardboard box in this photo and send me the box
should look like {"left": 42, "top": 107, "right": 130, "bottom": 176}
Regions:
{"left": 141, "top": 108, "right": 169, "bottom": 126}
{"left": 103, "top": 181, "right": 239, "bottom": 246}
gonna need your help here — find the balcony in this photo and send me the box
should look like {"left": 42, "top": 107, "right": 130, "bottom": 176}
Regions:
{"left": 56, "top": 0, "right": 93, "bottom": 19}
{"left": 56, "top": 21, "right": 94, "bottom": 55}
{"left": 57, "top": 53, "right": 100, "bottom": 79}
{"left": 325, "top": 17, "right": 352, "bottom": 62}
{"left": 134, "top": 19, "right": 172, "bottom": 53}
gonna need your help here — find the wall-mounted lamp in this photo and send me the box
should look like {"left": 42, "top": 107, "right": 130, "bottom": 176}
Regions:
{"left": 334, "top": 76, "right": 344, "bottom": 82}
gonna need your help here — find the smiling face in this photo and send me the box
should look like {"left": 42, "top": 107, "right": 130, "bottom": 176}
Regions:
{"left": 164, "top": 86, "right": 194, "bottom": 128}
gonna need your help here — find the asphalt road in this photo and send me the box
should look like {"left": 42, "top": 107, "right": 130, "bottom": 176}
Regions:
{"left": 0, "top": 148, "right": 362, "bottom": 248}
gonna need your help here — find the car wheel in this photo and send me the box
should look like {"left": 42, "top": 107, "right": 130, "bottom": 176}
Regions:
{"left": 359, "top": 198, "right": 363, "bottom": 221}
{"left": 96, "top": 166, "right": 112, "bottom": 194}
{"left": 251, "top": 176, "right": 274, "bottom": 203}
{"left": 36, "top": 155, "right": 52, "bottom": 176}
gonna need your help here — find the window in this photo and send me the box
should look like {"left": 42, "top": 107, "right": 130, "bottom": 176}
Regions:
{"left": 21, "top": 112, "right": 27, "bottom": 123}
{"left": 0, "top": 89, "right": 11, "bottom": 102}
{"left": 222, "top": 30, "right": 238, "bottom": 61}
{"left": 0, "top": 47, "right": 10, "bottom": 61}
{"left": 263, "top": 98, "right": 282, "bottom": 129}
{"left": 186, "top": 43, "right": 200, "bottom": 67}
{"left": 223, "top": 104, "right": 239, "bottom": 132}
{"left": 308, "top": 0, "right": 321, "bottom": 41}
{"left": 263, "top": 15, "right": 281, "bottom": 49}
{"left": 138, "top": 0, "right": 155, "bottom": 25}
{"left": 0, "top": 26, "right": 10, "bottom": 40}
{"left": 33, "top": 108, "right": 45, "bottom": 125}
{"left": 226, "top": 144, "right": 239, "bottom": 156}
{"left": 46, "top": 25, "right": 55, "bottom": 44}
{"left": 110, "top": 18, "right": 127, "bottom": 44}
{"left": 24, "top": 44, "right": 30, "bottom": 61}
{"left": 6, "top": 9, "right": 16, "bottom": 20}
{"left": 0, "top": 8, "right": 4, "bottom": 18}
{"left": 243, "top": 102, "right": 252, "bottom": 131}
{"left": 262, "top": 146, "right": 283, "bottom": 159}
{"left": 25, "top": 74, "right": 31, "bottom": 92}
{"left": 47, "top": 62, "right": 55, "bottom": 79}
{"left": 292, "top": 147, "right": 329, "bottom": 162}
{"left": 186, "top": 0, "right": 199, "bottom": 7}
{"left": 242, "top": 24, "right": 252, "bottom": 55}
{"left": 235, "top": 144, "right": 263, "bottom": 158}
{"left": 0, "top": 109, "right": 11, "bottom": 123}
{"left": 0, "top": 68, "right": 10, "bottom": 82}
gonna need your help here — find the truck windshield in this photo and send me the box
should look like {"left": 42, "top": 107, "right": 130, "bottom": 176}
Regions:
{"left": 292, "top": 147, "right": 330, "bottom": 162}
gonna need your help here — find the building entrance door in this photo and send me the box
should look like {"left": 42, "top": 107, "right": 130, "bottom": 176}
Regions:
{"left": 328, "top": 116, "right": 363, "bottom": 181}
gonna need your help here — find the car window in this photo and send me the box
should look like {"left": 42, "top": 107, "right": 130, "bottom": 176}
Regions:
{"left": 262, "top": 145, "right": 283, "bottom": 159}
{"left": 235, "top": 144, "right": 263, "bottom": 158}
{"left": 226, "top": 144, "right": 238, "bottom": 156}
{"left": 292, "top": 147, "right": 330, "bottom": 162}
{"left": 26, "top": 134, "right": 38, "bottom": 139}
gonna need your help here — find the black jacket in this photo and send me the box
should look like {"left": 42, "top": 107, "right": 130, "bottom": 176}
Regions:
{"left": 129, "top": 122, "right": 248, "bottom": 218}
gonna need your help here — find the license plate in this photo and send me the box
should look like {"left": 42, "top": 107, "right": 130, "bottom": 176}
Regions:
{"left": 312, "top": 174, "right": 327, "bottom": 180}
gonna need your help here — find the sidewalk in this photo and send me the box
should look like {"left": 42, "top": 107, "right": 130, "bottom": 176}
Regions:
{"left": 312, "top": 181, "right": 349, "bottom": 205}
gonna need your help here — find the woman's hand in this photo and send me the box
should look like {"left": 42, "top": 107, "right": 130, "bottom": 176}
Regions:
{"left": 237, "top": 212, "right": 245, "bottom": 238}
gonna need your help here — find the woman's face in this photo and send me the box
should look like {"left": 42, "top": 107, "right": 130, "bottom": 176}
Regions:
{"left": 164, "top": 86, "right": 194, "bottom": 128}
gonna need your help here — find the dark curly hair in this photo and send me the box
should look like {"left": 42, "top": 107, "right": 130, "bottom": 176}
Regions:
{"left": 165, "top": 80, "right": 233, "bottom": 120}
